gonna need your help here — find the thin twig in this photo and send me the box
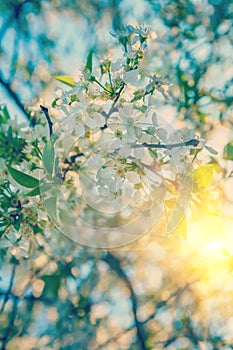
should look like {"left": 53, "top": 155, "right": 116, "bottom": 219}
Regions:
{"left": 133, "top": 138, "right": 200, "bottom": 150}
{"left": 103, "top": 252, "right": 147, "bottom": 350}
{"left": 0, "top": 297, "right": 18, "bottom": 350}
{"left": 93, "top": 325, "right": 135, "bottom": 349}
{"left": 128, "top": 155, "right": 177, "bottom": 185}
{"left": 0, "top": 265, "right": 16, "bottom": 314}
{"left": 40, "top": 105, "right": 53, "bottom": 138}
{"left": 101, "top": 82, "right": 125, "bottom": 129}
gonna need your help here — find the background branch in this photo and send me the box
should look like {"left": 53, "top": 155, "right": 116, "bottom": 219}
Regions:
{"left": 0, "top": 75, "right": 31, "bottom": 121}
{"left": 0, "top": 265, "right": 16, "bottom": 314}
{"left": 0, "top": 297, "right": 18, "bottom": 350}
{"left": 103, "top": 252, "right": 148, "bottom": 350}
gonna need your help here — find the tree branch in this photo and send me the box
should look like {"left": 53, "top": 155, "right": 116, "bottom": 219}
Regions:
{"left": 133, "top": 138, "right": 200, "bottom": 150}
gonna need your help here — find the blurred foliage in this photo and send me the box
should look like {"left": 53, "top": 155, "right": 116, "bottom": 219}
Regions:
{"left": 143, "top": 0, "right": 233, "bottom": 132}
{"left": 0, "top": 1, "right": 233, "bottom": 349}
{"left": 0, "top": 0, "right": 124, "bottom": 121}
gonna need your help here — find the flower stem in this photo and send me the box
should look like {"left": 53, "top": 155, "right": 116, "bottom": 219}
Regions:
{"left": 93, "top": 78, "right": 112, "bottom": 94}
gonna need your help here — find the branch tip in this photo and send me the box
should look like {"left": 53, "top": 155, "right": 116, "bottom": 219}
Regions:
{"left": 40, "top": 105, "right": 53, "bottom": 138}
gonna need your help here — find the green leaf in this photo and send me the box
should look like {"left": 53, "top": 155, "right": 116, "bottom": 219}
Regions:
{"left": 51, "top": 98, "right": 59, "bottom": 108}
{"left": 42, "top": 140, "right": 55, "bottom": 177}
{"left": 223, "top": 141, "right": 233, "bottom": 161}
{"left": 41, "top": 275, "right": 61, "bottom": 298}
{"left": 85, "top": 49, "right": 94, "bottom": 73}
{"left": 193, "top": 164, "right": 214, "bottom": 191}
{"left": 25, "top": 183, "right": 57, "bottom": 197}
{"left": 148, "top": 148, "right": 158, "bottom": 159}
{"left": 7, "top": 166, "right": 39, "bottom": 188}
{"left": 0, "top": 106, "right": 10, "bottom": 123}
{"left": 54, "top": 75, "right": 75, "bottom": 87}
{"left": 26, "top": 187, "right": 41, "bottom": 197}
{"left": 7, "top": 126, "right": 13, "bottom": 141}
{"left": 44, "top": 196, "right": 58, "bottom": 224}
{"left": 54, "top": 156, "right": 60, "bottom": 179}
{"left": 10, "top": 256, "right": 20, "bottom": 265}
{"left": 0, "top": 221, "right": 7, "bottom": 227}
{"left": 14, "top": 216, "right": 23, "bottom": 231}
{"left": 69, "top": 94, "right": 79, "bottom": 104}
{"left": 26, "top": 184, "right": 52, "bottom": 197}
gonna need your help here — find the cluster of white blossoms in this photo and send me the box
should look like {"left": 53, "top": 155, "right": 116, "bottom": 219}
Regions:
{"left": 37, "top": 25, "right": 218, "bottom": 246}
{"left": 52, "top": 27, "right": 193, "bottom": 194}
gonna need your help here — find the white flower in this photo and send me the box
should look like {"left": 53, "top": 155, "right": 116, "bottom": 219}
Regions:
{"left": 134, "top": 147, "right": 145, "bottom": 159}
{"left": 124, "top": 69, "right": 140, "bottom": 86}
{"left": 130, "top": 37, "right": 141, "bottom": 52}
{"left": 108, "top": 176, "right": 124, "bottom": 192}
{"left": 85, "top": 116, "right": 97, "bottom": 129}
{"left": 98, "top": 166, "right": 116, "bottom": 179}
{"left": 34, "top": 124, "right": 48, "bottom": 138}
{"left": 74, "top": 121, "right": 85, "bottom": 137}
{"left": 132, "top": 26, "right": 157, "bottom": 39}
{"left": 118, "top": 142, "right": 132, "bottom": 158}
{"left": 98, "top": 185, "right": 110, "bottom": 198}
{"left": 111, "top": 60, "right": 123, "bottom": 72}
{"left": 88, "top": 83, "right": 100, "bottom": 95}
{"left": 88, "top": 155, "right": 101, "bottom": 169}
{"left": 126, "top": 171, "right": 141, "bottom": 184}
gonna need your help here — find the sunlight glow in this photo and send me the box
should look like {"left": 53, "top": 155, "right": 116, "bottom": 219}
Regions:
{"left": 201, "top": 239, "right": 224, "bottom": 258}
{"left": 188, "top": 215, "right": 232, "bottom": 268}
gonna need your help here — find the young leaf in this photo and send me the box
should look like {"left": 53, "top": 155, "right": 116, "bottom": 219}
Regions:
{"left": 42, "top": 140, "right": 55, "bottom": 177}
{"left": 7, "top": 166, "right": 39, "bottom": 188}
{"left": 223, "top": 141, "right": 233, "bottom": 161}
{"left": 54, "top": 75, "right": 75, "bottom": 87}
{"left": 168, "top": 215, "right": 187, "bottom": 239}
{"left": 208, "top": 157, "right": 222, "bottom": 173}
{"left": 85, "top": 49, "right": 94, "bottom": 73}
{"left": 205, "top": 145, "right": 218, "bottom": 155}
{"left": 193, "top": 164, "right": 214, "bottom": 191}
